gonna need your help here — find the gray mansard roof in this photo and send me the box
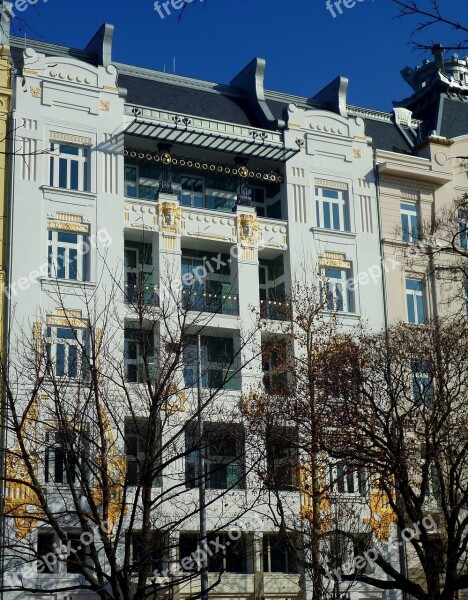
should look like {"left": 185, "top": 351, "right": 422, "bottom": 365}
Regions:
{"left": 8, "top": 33, "right": 419, "bottom": 154}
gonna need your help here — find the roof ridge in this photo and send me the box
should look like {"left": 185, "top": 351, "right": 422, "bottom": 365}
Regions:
{"left": 115, "top": 61, "right": 246, "bottom": 98}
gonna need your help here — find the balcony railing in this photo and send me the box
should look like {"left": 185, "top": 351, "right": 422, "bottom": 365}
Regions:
{"left": 182, "top": 289, "right": 239, "bottom": 316}
{"left": 260, "top": 299, "right": 291, "bottom": 321}
{"left": 124, "top": 284, "right": 159, "bottom": 306}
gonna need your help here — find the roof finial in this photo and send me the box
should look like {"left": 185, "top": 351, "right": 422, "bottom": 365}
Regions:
{"left": 431, "top": 44, "right": 445, "bottom": 74}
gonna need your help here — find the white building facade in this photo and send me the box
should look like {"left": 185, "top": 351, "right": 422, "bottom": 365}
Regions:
{"left": 1, "top": 23, "right": 413, "bottom": 600}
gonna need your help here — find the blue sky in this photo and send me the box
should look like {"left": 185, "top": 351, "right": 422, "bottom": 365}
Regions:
{"left": 7, "top": 0, "right": 466, "bottom": 111}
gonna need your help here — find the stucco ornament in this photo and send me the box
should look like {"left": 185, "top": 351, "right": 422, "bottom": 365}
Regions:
{"left": 4, "top": 398, "right": 45, "bottom": 538}
{"left": 363, "top": 487, "right": 397, "bottom": 540}
{"left": 158, "top": 201, "right": 182, "bottom": 234}
{"left": 237, "top": 213, "right": 259, "bottom": 246}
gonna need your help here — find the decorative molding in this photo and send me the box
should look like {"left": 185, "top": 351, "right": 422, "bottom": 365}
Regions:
{"left": 315, "top": 178, "right": 348, "bottom": 191}
{"left": 363, "top": 489, "right": 397, "bottom": 541}
{"left": 318, "top": 251, "right": 352, "bottom": 270}
{"left": 158, "top": 201, "right": 183, "bottom": 235}
{"left": 379, "top": 175, "right": 435, "bottom": 193}
{"left": 29, "top": 86, "right": 42, "bottom": 98}
{"left": 99, "top": 99, "right": 111, "bottom": 112}
{"left": 353, "top": 148, "right": 362, "bottom": 159}
{"left": 237, "top": 213, "right": 259, "bottom": 246}
{"left": 49, "top": 131, "right": 92, "bottom": 146}
{"left": 47, "top": 309, "right": 87, "bottom": 329}
{"left": 188, "top": 232, "right": 231, "bottom": 242}
{"left": 47, "top": 219, "right": 89, "bottom": 234}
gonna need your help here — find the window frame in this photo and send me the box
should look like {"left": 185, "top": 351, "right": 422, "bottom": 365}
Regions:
{"left": 46, "top": 326, "right": 90, "bottom": 381}
{"left": 180, "top": 175, "right": 205, "bottom": 208}
{"left": 263, "top": 534, "right": 298, "bottom": 574}
{"left": 315, "top": 186, "right": 350, "bottom": 232}
{"left": 124, "top": 328, "right": 156, "bottom": 384}
{"left": 49, "top": 142, "right": 90, "bottom": 192}
{"left": 319, "top": 267, "right": 355, "bottom": 313}
{"left": 185, "top": 421, "right": 246, "bottom": 490}
{"left": 48, "top": 229, "right": 89, "bottom": 282}
{"left": 401, "top": 202, "right": 420, "bottom": 243}
{"left": 124, "top": 416, "right": 162, "bottom": 487}
{"left": 329, "top": 463, "right": 368, "bottom": 496}
{"left": 405, "top": 278, "right": 426, "bottom": 324}
{"left": 124, "top": 164, "right": 139, "bottom": 198}
{"left": 124, "top": 242, "right": 155, "bottom": 305}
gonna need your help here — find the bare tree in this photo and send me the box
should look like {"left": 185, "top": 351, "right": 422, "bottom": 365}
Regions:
{"left": 243, "top": 271, "right": 373, "bottom": 600}
{"left": 1, "top": 247, "right": 265, "bottom": 600}
{"left": 391, "top": 0, "right": 468, "bottom": 50}
{"left": 325, "top": 319, "right": 468, "bottom": 600}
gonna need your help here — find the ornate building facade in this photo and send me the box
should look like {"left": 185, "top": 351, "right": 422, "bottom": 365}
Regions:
{"left": 0, "top": 18, "right": 466, "bottom": 600}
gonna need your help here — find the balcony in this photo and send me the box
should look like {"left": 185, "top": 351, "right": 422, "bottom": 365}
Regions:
{"left": 260, "top": 299, "right": 291, "bottom": 321}
{"left": 182, "top": 288, "right": 239, "bottom": 316}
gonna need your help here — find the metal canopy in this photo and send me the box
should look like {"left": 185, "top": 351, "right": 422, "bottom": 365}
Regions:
{"left": 125, "top": 118, "right": 298, "bottom": 162}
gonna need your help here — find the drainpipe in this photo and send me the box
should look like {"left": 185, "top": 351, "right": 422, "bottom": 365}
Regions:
{"left": 373, "top": 154, "right": 408, "bottom": 600}
{"left": 0, "top": 107, "right": 16, "bottom": 600}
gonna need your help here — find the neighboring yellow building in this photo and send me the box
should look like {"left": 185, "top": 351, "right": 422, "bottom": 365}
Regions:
{"left": 377, "top": 135, "right": 467, "bottom": 326}
{"left": 0, "top": 41, "right": 11, "bottom": 351}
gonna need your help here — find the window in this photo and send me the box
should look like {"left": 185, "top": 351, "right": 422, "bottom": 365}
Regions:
{"left": 37, "top": 532, "right": 56, "bottom": 573}
{"left": 406, "top": 278, "right": 426, "bottom": 324}
{"left": 50, "top": 143, "right": 89, "bottom": 192}
{"left": 185, "top": 422, "right": 245, "bottom": 490}
{"left": 262, "top": 341, "right": 291, "bottom": 394}
{"left": 412, "top": 361, "right": 433, "bottom": 407}
{"left": 124, "top": 417, "right": 161, "bottom": 486}
{"left": 124, "top": 241, "right": 155, "bottom": 304}
{"left": 124, "top": 328, "right": 156, "bottom": 383}
{"left": 250, "top": 186, "right": 266, "bottom": 217}
{"left": 46, "top": 326, "right": 90, "bottom": 380}
{"left": 401, "top": 202, "right": 420, "bottom": 242}
{"left": 315, "top": 187, "right": 349, "bottom": 232}
{"left": 459, "top": 211, "right": 468, "bottom": 249}
{"left": 66, "top": 532, "right": 88, "bottom": 573}
{"left": 266, "top": 427, "right": 297, "bottom": 490}
{"left": 183, "top": 337, "right": 236, "bottom": 390}
{"left": 45, "top": 429, "right": 80, "bottom": 484}
{"left": 181, "top": 252, "right": 237, "bottom": 316}
{"left": 48, "top": 230, "right": 89, "bottom": 281}
{"left": 320, "top": 267, "right": 355, "bottom": 312}
{"left": 263, "top": 534, "right": 298, "bottom": 573}
{"left": 125, "top": 165, "right": 138, "bottom": 198}
{"left": 179, "top": 533, "right": 248, "bottom": 574}
{"left": 181, "top": 176, "right": 204, "bottom": 208}
{"left": 130, "top": 531, "right": 168, "bottom": 574}
{"left": 329, "top": 464, "right": 367, "bottom": 495}
{"left": 327, "top": 533, "right": 353, "bottom": 570}
{"left": 259, "top": 257, "right": 289, "bottom": 321}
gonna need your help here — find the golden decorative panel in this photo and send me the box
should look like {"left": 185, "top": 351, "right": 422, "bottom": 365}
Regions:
{"left": 99, "top": 99, "right": 111, "bottom": 112}
{"left": 363, "top": 488, "right": 397, "bottom": 540}
{"left": 237, "top": 213, "right": 259, "bottom": 246}
{"left": 5, "top": 399, "right": 45, "bottom": 538}
{"left": 299, "top": 462, "right": 332, "bottom": 533}
{"left": 29, "top": 86, "right": 42, "bottom": 98}
{"left": 318, "top": 251, "right": 352, "bottom": 270}
{"left": 158, "top": 201, "right": 183, "bottom": 235}
{"left": 48, "top": 220, "right": 89, "bottom": 234}
{"left": 315, "top": 178, "right": 348, "bottom": 191}
{"left": 49, "top": 132, "right": 92, "bottom": 146}
{"left": 92, "top": 403, "right": 127, "bottom": 532}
